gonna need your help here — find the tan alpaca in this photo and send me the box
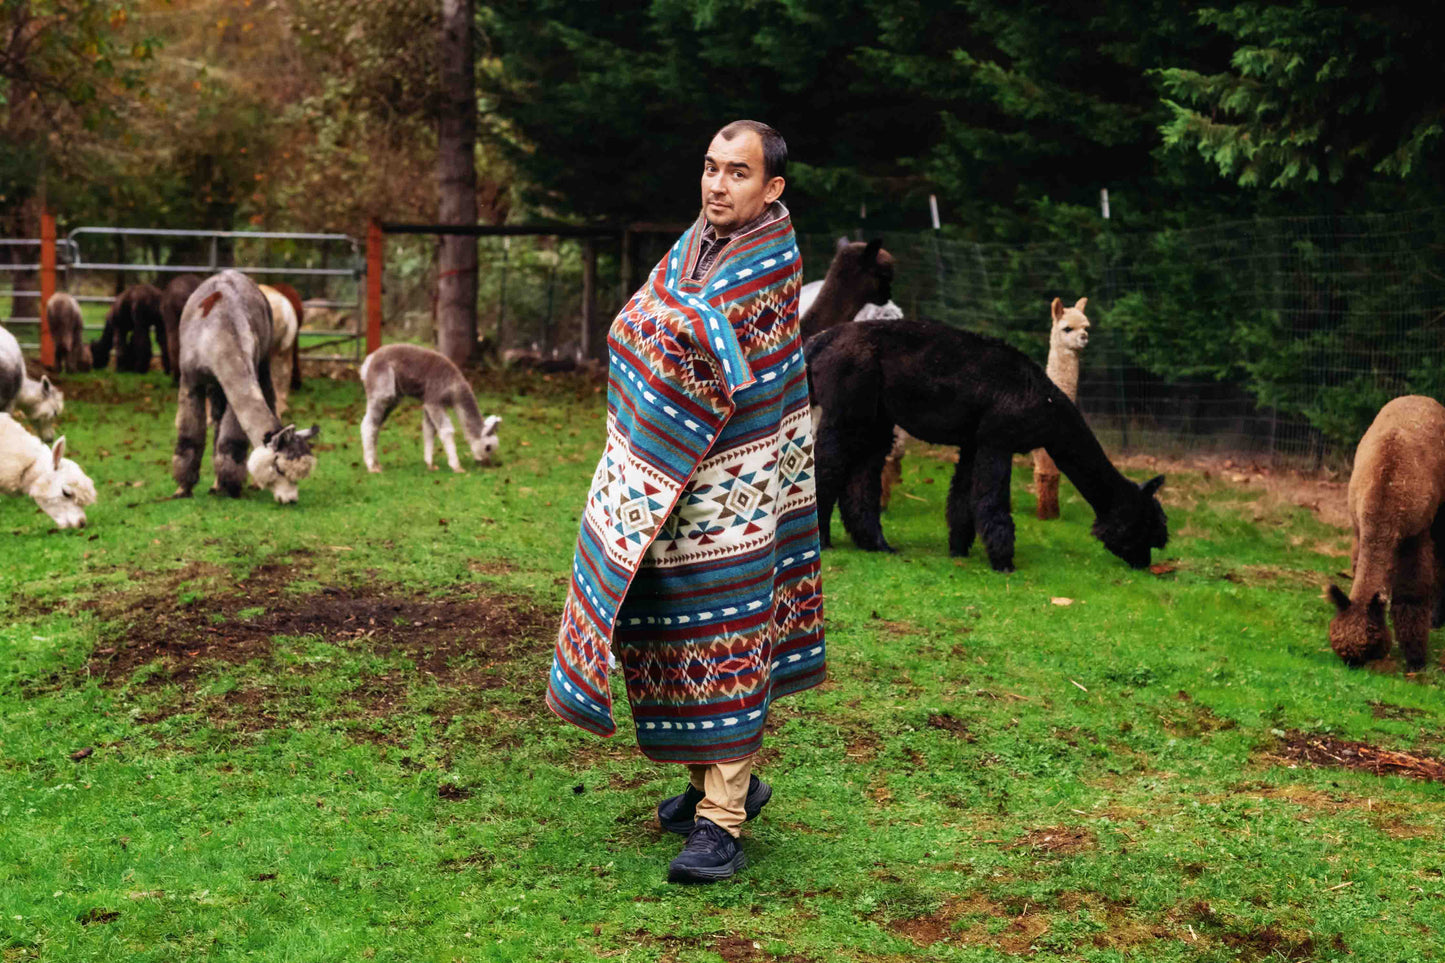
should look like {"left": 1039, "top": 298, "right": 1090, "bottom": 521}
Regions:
{"left": 1032, "top": 297, "right": 1090, "bottom": 519}
{"left": 1327, "top": 395, "right": 1445, "bottom": 671}
{"left": 257, "top": 284, "right": 299, "bottom": 417}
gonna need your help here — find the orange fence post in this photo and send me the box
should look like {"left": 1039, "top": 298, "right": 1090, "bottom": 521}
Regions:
{"left": 366, "top": 218, "right": 383, "bottom": 355}
{"left": 39, "top": 211, "right": 56, "bottom": 367}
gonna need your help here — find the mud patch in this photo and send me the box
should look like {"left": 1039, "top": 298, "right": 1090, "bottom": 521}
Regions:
{"left": 1277, "top": 731, "right": 1445, "bottom": 783}
{"left": 1007, "top": 825, "right": 1097, "bottom": 856}
{"left": 887, "top": 894, "right": 1048, "bottom": 953}
{"left": 1220, "top": 924, "right": 1316, "bottom": 961}
{"left": 1369, "top": 701, "right": 1428, "bottom": 721}
{"left": 926, "top": 712, "right": 977, "bottom": 742}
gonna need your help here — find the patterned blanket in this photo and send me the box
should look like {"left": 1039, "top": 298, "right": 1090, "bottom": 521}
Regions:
{"left": 547, "top": 207, "right": 826, "bottom": 764}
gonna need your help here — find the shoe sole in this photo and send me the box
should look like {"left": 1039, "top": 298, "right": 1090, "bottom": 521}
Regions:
{"left": 659, "top": 783, "right": 773, "bottom": 835}
{"left": 667, "top": 850, "right": 747, "bottom": 884}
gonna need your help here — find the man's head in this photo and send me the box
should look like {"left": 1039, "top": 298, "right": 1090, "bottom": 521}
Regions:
{"left": 701, "top": 120, "right": 786, "bottom": 236}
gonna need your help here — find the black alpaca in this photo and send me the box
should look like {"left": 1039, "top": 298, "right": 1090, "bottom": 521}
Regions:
{"left": 806, "top": 319, "right": 1167, "bottom": 571}
{"left": 93, "top": 283, "right": 166, "bottom": 374}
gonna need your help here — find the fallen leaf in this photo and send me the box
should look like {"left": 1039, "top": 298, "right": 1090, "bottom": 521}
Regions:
{"left": 1051, "top": 597, "right": 1074, "bottom": 606}
{"left": 1149, "top": 562, "right": 1178, "bottom": 576}
{"left": 70, "top": 747, "right": 94, "bottom": 761}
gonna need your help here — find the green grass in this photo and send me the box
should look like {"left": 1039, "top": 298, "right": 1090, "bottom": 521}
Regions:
{"left": 1, "top": 369, "right": 1442, "bottom": 962}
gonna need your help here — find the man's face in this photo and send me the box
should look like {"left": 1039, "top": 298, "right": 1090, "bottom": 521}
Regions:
{"left": 701, "top": 130, "right": 784, "bottom": 236}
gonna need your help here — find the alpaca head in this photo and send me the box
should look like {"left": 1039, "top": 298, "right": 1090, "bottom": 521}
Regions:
{"left": 830, "top": 238, "right": 894, "bottom": 308}
{"left": 1092, "top": 474, "right": 1168, "bottom": 568}
{"left": 468, "top": 414, "right": 502, "bottom": 465}
{"left": 25, "top": 376, "right": 64, "bottom": 443}
{"left": 27, "top": 436, "right": 97, "bottom": 529}
{"left": 1050, "top": 297, "right": 1091, "bottom": 353}
{"left": 1327, "top": 585, "right": 1391, "bottom": 666}
{"left": 248, "top": 424, "right": 319, "bottom": 504}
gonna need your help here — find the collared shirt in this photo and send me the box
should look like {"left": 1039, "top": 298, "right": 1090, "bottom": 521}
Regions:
{"left": 688, "top": 202, "right": 783, "bottom": 282}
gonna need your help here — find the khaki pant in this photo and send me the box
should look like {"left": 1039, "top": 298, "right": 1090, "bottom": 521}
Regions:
{"left": 686, "top": 753, "right": 755, "bottom": 837}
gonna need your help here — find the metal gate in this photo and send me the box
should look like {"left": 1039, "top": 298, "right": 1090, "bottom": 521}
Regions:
{"left": 52, "top": 227, "right": 366, "bottom": 361}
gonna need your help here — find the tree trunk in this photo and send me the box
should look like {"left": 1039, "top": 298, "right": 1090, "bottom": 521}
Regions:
{"left": 436, "top": 0, "right": 478, "bottom": 366}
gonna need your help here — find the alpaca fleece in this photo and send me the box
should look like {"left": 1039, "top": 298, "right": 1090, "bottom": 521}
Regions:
{"left": 161, "top": 274, "right": 201, "bottom": 385}
{"left": 547, "top": 207, "right": 825, "bottom": 764}
{"left": 1033, "top": 297, "right": 1091, "bottom": 519}
{"left": 806, "top": 319, "right": 1166, "bottom": 571}
{"left": 1328, "top": 395, "right": 1445, "bottom": 669}
{"left": 94, "top": 284, "right": 164, "bottom": 373}
{"left": 46, "top": 293, "right": 91, "bottom": 372}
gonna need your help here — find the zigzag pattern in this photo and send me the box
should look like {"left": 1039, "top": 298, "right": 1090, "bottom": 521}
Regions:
{"left": 547, "top": 209, "right": 826, "bottom": 764}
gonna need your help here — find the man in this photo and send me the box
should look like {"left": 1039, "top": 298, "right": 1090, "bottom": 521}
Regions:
{"left": 547, "top": 120, "right": 826, "bottom": 884}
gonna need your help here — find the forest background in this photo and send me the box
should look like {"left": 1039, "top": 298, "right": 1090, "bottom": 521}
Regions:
{"left": 3, "top": 0, "right": 1444, "bottom": 450}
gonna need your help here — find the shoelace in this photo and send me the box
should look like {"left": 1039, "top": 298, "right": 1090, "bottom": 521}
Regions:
{"left": 681, "top": 822, "right": 730, "bottom": 855}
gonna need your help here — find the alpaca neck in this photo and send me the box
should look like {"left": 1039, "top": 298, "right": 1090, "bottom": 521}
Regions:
{"left": 1038, "top": 392, "right": 1134, "bottom": 517}
{"left": 16, "top": 377, "right": 41, "bottom": 412}
{"left": 800, "top": 277, "right": 869, "bottom": 342}
{"left": 1044, "top": 345, "right": 1081, "bottom": 400}
{"left": 1350, "top": 535, "right": 1398, "bottom": 605}
{"left": 451, "top": 381, "right": 486, "bottom": 441}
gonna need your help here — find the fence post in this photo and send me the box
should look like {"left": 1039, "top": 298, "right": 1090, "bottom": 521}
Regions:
{"left": 366, "top": 218, "right": 383, "bottom": 355}
{"left": 39, "top": 211, "right": 56, "bottom": 368}
{"left": 580, "top": 238, "right": 597, "bottom": 359}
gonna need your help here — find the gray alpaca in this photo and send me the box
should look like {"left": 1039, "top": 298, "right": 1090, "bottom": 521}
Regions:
{"left": 172, "top": 270, "right": 319, "bottom": 503}
{"left": 359, "top": 344, "right": 500, "bottom": 473}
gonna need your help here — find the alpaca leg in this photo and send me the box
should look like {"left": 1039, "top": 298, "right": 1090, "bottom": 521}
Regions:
{"left": 879, "top": 428, "right": 906, "bottom": 511}
{"left": 171, "top": 380, "right": 208, "bottom": 497}
{"left": 362, "top": 394, "right": 396, "bottom": 473}
{"left": 257, "top": 357, "right": 278, "bottom": 417}
{"left": 270, "top": 352, "right": 292, "bottom": 418}
{"left": 157, "top": 319, "right": 173, "bottom": 376}
{"left": 425, "top": 403, "right": 464, "bottom": 472}
{"left": 971, "top": 446, "right": 1017, "bottom": 572}
{"left": 1395, "top": 537, "right": 1435, "bottom": 670}
{"left": 214, "top": 404, "right": 250, "bottom": 498}
{"left": 812, "top": 423, "right": 852, "bottom": 550}
{"left": 421, "top": 409, "right": 438, "bottom": 470}
{"left": 838, "top": 427, "right": 896, "bottom": 552}
{"left": 946, "top": 442, "right": 978, "bottom": 558}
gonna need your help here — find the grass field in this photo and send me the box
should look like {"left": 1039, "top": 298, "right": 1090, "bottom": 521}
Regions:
{"left": 1, "top": 368, "right": 1443, "bottom": 963}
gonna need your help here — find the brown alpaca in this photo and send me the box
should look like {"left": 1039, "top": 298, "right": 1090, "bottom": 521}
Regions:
{"left": 161, "top": 274, "right": 202, "bottom": 386}
{"left": 798, "top": 239, "right": 894, "bottom": 343}
{"left": 1033, "top": 297, "right": 1091, "bottom": 519}
{"left": 1327, "top": 395, "right": 1445, "bottom": 670}
{"left": 46, "top": 293, "right": 92, "bottom": 372}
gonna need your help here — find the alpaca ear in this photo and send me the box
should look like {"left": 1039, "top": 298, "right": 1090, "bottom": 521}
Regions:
{"left": 835, "top": 236, "right": 851, "bottom": 253}
{"left": 863, "top": 239, "right": 882, "bottom": 266}
{"left": 295, "top": 424, "right": 320, "bottom": 441}
{"left": 51, "top": 436, "right": 66, "bottom": 470}
{"left": 483, "top": 415, "right": 502, "bottom": 435}
{"left": 1367, "top": 592, "right": 1387, "bottom": 618}
{"left": 1051, "top": 297, "right": 1064, "bottom": 322}
{"left": 1327, "top": 584, "right": 1351, "bottom": 613}
{"left": 1074, "top": 297, "right": 1088, "bottom": 314}
{"left": 1141, "top": 475, "right": 1165, "bottom": 497}
{"left": 40, "top": 376, "right": 53, "bottom": 396}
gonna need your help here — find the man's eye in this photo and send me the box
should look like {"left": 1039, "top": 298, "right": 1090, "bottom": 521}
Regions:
{"left": 733, "top": 171, "right": 745, "bottom": 178}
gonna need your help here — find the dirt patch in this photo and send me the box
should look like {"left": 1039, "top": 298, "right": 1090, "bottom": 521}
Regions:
{"left": 1276, "top": 731, "right": 1445, "bottom": 783}
{"left": 1221, "top": 924, "right": 1316, "bottom": 961}
{"left": 1007, "top": 825, "right": 1097, "bottom": 856}
{"left": 926, "top": 712, "right": 976, "bottom": 741}
{"left": 80, "top": 558, "right": 557, "bottom": 730}
{"left": 1369, "top": 701, "right": 1429, "bottom": 721}
{"left": 887, "top": 895, "right": 1049, "bottom": 954}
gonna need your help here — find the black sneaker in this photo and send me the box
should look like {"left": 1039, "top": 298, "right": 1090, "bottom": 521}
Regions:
{"left": 656, "top": 775, "right": 773, "bottom": 834}
{"left": 667, "top": 817, "right": 746, "bottom": 884}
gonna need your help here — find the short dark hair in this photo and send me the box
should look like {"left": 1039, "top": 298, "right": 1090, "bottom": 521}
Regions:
{"left": 717, "top": 120, "right": 787, "bottom": 182}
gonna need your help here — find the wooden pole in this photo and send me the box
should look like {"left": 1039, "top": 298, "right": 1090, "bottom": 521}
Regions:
{"left": 580, "top": 239, "right": 597, "bottom": 359}
{"left": 39, "top": 211, "right": 56, "bottom": 368}
{"left": 366, "top": 218, "right": 383, "bottom": 355}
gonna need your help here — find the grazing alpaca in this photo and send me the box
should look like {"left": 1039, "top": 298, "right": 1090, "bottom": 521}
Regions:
{"left": 359, "top": 343, "right": 501, "bottom": 473}
{"left": 806, "top": 319, "right": 1167, "bottom": 571}
{"left": 173, "top": 270, "right": 319, "bottom": 503}
{"left": 798, "top": 239, "right": 895, "bottom": 342}
{"left": 1327, "top": 395, "right": 1445, "bottom": 670}
{"left": 93, "top": 283, "right": 165, "bottom": 374}
{"left": 1033, "top": 297, "right": 1091, "bottom": 519}
{"left": 0, "top": 414, "right": 96, "bottom": 529}
{"left": 160, "top": 274, "right": 202, "bottom": 386}
{"left": 46, "top": 293, "right": 92, "bottom": 372}
{"left": 258, "top": 284, "right": 299, "bottom": 417}
{"left": 0, "top": 325, "right": 63, "bottom": 443}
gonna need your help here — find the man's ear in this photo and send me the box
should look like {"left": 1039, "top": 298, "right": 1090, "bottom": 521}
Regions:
{"left": 763, "top": 175, "right": 785, "bottom": 205}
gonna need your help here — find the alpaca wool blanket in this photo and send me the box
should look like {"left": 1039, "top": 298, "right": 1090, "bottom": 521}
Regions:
{"left": 547, "top": 207, "right": 826, "bottom": 764}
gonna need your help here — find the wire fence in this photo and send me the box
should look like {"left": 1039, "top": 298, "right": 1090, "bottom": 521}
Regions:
{"left": 801, "top": 207, "right": 1445, "bottom": 467}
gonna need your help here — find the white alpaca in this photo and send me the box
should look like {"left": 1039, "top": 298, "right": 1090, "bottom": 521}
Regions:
{"left": 0, "top": 324, "right": 64, "bottom": 443}
{"left": 359, "top": 344, "right": 501, "bottom": 473}
{"left": 1033, "top": 296, "right": 1091, "bottom": 520}
{"left": 0, "top": 413, "right": 96, "bottom": 529}
{"left": 257, "top": 284, "right": 298, "bottom": 417}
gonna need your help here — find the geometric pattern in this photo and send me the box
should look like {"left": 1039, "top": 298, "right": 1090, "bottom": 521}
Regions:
{"left": 547, "top": 206, "right": 826, "bottom": 764}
